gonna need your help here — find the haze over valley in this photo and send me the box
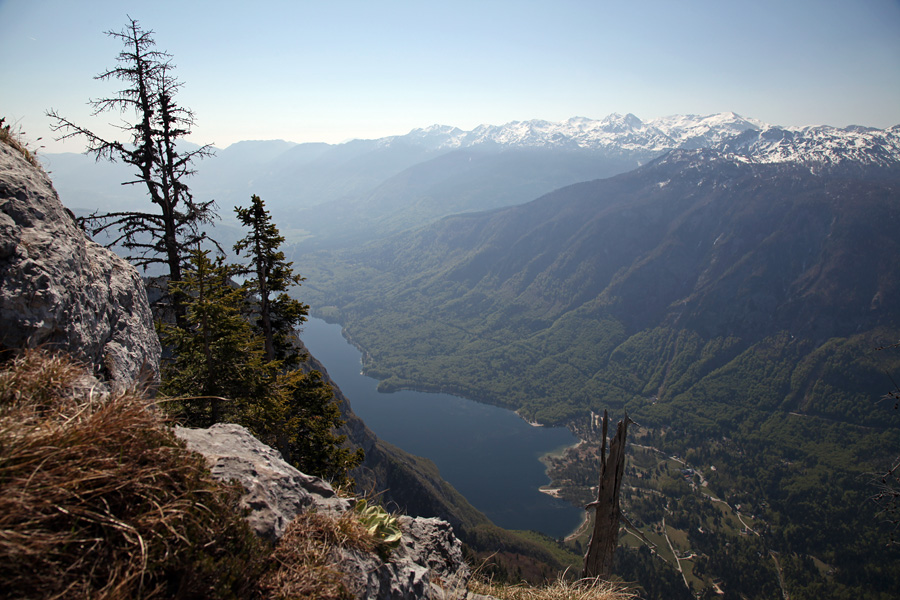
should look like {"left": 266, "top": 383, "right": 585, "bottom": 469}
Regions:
{"left": 41, "top": 112, "right": 900, "bottom": 598}
{"left": 6, "top": 0, "right": 900, "bottom": 597}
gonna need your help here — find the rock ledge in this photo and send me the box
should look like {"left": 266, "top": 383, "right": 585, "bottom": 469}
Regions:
{"left": 176, "top": 422, "right": 482, "bottom": 600}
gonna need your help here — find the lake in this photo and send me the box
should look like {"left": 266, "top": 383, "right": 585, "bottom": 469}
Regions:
{"left": 300, "top": 317, "right": 584, "bottom": 539}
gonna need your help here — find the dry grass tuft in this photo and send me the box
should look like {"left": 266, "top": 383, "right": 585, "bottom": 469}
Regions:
{"left": 259, "top": 510, "right": 377, "bottom": 600}
{"left": 0, "top": 348, "right": 91, "bottom": 415}
{"left": 0, "top": 349, "right": 267, "bottom": 600}
{"left": 0, "top": 116, "right": 42, "bottom": 168}
{"left": 260, "top": 512, "right": 377, "bottom": 600}
{"left": 469, "top": 573, "right": 636, "bottom": 600}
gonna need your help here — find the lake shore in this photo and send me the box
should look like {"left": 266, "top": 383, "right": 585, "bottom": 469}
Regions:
{"left": 301, "top": 316, "right": 584, "bottom": 539}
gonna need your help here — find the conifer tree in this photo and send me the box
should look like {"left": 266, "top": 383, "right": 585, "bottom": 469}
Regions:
{"left": 161, "top": 239, "right": 363, "bottom": 485}
{"left": 282, "top": 368, "right": 364, "bottom": 487}
{"left": 233, "top": 195, "right": 363, "bottom": 484}
{"left": 158, "top": 247, "right": 279, "bottom": 427}
{"left": 234, "top": 194, "right": 308, "bottom": 365}
{"left": 47, "top": 18, "right": 216, "bottom": 325}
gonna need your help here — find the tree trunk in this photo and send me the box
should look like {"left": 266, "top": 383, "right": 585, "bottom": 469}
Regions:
{"left": 582, "top": 410, "right": 631, "bottom": 579}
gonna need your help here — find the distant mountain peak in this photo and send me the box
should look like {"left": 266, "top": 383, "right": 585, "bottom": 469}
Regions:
{"left": 719, "top": 124, "right": 900, "bottom": 169}
{"left": 383, "top": 111, "right": 768, "bottom": 153}
{"left": 380, "top": 113, "right": 900, "bottom": 171}
{"left": 599, "top": 112, "right": 645, "bottom": 130}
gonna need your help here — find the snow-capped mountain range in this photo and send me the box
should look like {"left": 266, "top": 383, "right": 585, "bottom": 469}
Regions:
{"left": 44, "top": 111, "right": 900, "bottom": 245}
{"left": 384, "top": 112, "right": 900, "bottom": 169}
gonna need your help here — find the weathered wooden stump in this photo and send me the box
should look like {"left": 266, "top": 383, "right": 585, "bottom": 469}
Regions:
{"left": 582, "top": 410, "right": 631, "bottom": 579}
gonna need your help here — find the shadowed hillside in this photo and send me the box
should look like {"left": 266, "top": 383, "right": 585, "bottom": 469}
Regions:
{"left": 295, "top": 148, "right": 900, "bottom": 598}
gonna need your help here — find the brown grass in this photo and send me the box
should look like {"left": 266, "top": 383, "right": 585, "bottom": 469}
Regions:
{"left": 259, "top": 511, "right": 377, "bottom": 600}
{"left": 469, "top": 574, "right": 635, "bottom": 600}
{"left": 0, "top": 350, "right": 267, "bottom": 599}
{"left": 0, "top": 116, "right": 41, "bottom": 167}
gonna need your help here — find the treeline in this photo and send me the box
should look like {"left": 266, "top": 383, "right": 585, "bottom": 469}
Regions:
{"left": 49, "top": 18, "right": 361, "bottom": 485}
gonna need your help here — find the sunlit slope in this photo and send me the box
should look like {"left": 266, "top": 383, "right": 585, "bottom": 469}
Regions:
{"left": 298, "top": 148, "right": 900, "bottom": 426}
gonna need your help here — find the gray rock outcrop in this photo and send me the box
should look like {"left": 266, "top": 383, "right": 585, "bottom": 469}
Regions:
{"left": 175, "top": 422, "right": 353, "bottom": 542}
{"left": 176, "top": 422, "right": 479, "bottom": 600}
{"left": 339, "top": 516, "right": 472, "bottom": 600}
{"left": 0, "top": 142, "right": 160, "bottom": 386}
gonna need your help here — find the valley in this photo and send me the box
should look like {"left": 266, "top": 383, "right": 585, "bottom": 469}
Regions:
{"left": 288, "top": 138, "right": 900, "bottom": 598}
{"left": 44, "top": 113, "right": 900, "bottom": 599}
{"left": 299, "top": 316, "right": 583, "bottom": 538}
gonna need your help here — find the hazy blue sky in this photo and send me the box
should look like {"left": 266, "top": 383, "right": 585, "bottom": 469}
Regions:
{"left": 2, "top": 0, "right": 899, "bottom": 152}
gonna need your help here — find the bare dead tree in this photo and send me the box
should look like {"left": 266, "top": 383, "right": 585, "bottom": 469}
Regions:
{"left": 583, "top": 410, "right": 632, "bottom": 579}
{"left": 47, "top": 18, "right": 216, "bottom": 325}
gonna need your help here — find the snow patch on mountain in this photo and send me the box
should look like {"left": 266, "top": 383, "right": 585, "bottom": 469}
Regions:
{"left": 395, "top": 112, "right": 765, "bottom": 152}
{"left": 719, "top": 125, "right": 900, "bottom": 168}
{"left": 388, "top": 113, "right": 900, "bottom": 169}
{"left": 647, "top": 112, "right": 767, "bottom": 149}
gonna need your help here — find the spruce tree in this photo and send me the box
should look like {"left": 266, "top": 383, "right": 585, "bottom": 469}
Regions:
{"left": 280, "top": 368, "right": 365, "bottom": 487}
{"left": 158, "top": 247, "right": 280, "bottom": 428}
{"left": 161, "top": 213, "right": 364, "bottom": 485}
{"left": 232, "top": 195, "right": 362, "bottom": 484}
{"left": 233, "top": 194, "right": 308, "bottom": 365}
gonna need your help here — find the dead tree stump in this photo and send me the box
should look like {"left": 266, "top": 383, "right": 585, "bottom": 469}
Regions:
{"left": 582, "top": 410, "right": 631, "bottom": 579}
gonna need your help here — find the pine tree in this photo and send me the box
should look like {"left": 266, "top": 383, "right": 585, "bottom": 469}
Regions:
{"left": 233, "top": 194, "right": 308, "bottom": 365}
{"left": 47, "top": 18, "right": 216, "bottom": 325}
{"left": 158, "top": 247, "right": 278, "bottom": 427}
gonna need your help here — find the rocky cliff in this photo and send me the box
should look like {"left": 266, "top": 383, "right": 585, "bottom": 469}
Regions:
{"left": 0, "top": 136, "right": 495, "bottom": 599}
{"left": 0, "top": 142, "right": 159, "bottom": 387}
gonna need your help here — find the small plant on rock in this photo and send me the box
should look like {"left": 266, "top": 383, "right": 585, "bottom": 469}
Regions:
{"left": 353, "top": 498, "right": 403, "bottom": 555}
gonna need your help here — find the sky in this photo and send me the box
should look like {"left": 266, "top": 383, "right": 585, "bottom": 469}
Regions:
{"left": 2, "top": 0, "right": 899, "bottom": 153}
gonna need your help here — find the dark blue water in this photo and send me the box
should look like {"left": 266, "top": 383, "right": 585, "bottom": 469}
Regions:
{"left": 301, "top": 317, "right": 583, "bottom": 539}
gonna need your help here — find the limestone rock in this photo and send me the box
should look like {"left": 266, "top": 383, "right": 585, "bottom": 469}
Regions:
{"left": 0, "top": 142, "right": 160, "bottom": 386}
{"left": 339, "top": 516, "right": 472, "bottom": 600}
{"left": 176, "top": 422, "right": 482, "bottom": 600}
{"left": 175, "top": 422, "right": 352, "bottom": 542}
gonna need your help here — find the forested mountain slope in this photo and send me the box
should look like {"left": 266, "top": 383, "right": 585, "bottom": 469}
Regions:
{"left": 300, "top": 149, "right": 900, "bottom": 420}
{"left": 296, "top": 148, "right": 900, "bottom": 598}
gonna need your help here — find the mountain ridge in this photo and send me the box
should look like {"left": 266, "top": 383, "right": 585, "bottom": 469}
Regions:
{"left": 387, "top": 112, "right": 768, "bottom": 153}
{"left": 375, "top": 113, "right": 900, "bottom": 168}
{"left": 303, "top": 148, "right": 900, "bottom": 353}
{"left": 293, "top": 143, "right": 900, "bottom": 595}
{"left": 43, "top": 112, "right": 900, "bottom": 254}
